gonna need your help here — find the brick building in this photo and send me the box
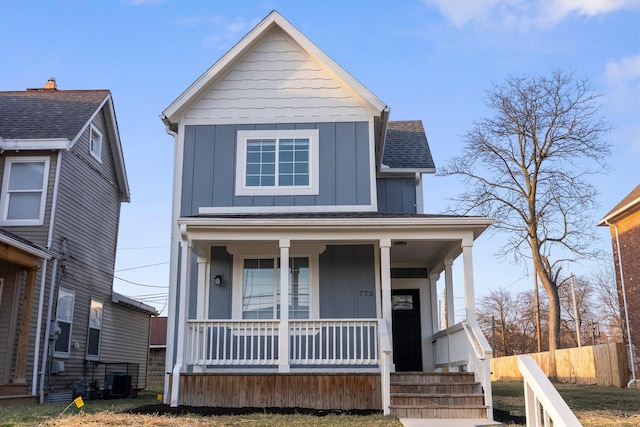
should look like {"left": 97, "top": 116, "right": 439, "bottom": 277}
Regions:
{"left": 599, "top": 184, "right": 640, "bottom": 385}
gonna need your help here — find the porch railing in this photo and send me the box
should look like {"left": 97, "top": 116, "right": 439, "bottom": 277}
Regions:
{"left": 518, "top": 355, "right": 582, "bottom": 427}
{"left": 185, "top": 319, "right": 379, "bottom": 367}
{"left": 433, "top": 320, "right": 493, "bottom": 418}
{"left": 289, "top": 319, "right": 379, "bottom": 365}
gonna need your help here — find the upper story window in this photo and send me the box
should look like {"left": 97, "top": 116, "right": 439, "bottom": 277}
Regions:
{"left": 89, "top": 124, "right": 103, "bottom": 162}
{"left": 235, "top": 129, "right": 319, "bottom": 196}
{"left": 0, "top": 157, "right": 50, "bottom": 226}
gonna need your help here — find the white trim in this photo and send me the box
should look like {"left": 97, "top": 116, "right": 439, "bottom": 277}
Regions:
{"left": 199, "top": 204, "right": 376, "bottom": 215}
{"left": 368, "top": 120, "right": 378, "bottom": 212}
{"left": 89, "top": 124, "right": 103, "bottom": 163}
{"left": 235, "top": 129, "right": 319, "bottom": 196}
{"left": 175, "top": 115, "right": 373, "bottom": 127}
{"left": 0, "top": 233, "right": 51, "bottom": 259}
{"left": 0, "top": 156, "right": 51, "bottom": 226}
{"left": 0, "top": 138, "right": 71, "bottom": 151}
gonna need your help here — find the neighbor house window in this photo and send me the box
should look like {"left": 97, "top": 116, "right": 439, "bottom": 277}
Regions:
{"left": 86, "top": 299, "right": 103, "bottom": 359}
{"left": 89, "top": 125, "right": 102, "bottom": 162}
{"left": 235, "top": 129, "right": 319, "bottom": 196}
{"left": 0, "top": 157, "right": 50, "bottom": 226}
{"left": 242, "top": 257, "right": 309, "bottom": 319}
{"left": 54, "top": 287, "right": 75, "bottom": 357}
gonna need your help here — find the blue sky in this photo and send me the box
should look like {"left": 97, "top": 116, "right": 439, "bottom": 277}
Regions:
{"left": 2, "top": 0, "right": 639, "bottom": 317}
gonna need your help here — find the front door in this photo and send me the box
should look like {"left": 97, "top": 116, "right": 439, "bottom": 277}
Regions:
{"left": 391, "top": 289, "right": 423, "bottom": 371}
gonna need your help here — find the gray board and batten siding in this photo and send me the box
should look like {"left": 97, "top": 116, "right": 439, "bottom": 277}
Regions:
{"left": 376, "top": 178, "right": 417, "bottom": 214}
{"left": 180, "top": 122, "right": 371, "bottom": 214}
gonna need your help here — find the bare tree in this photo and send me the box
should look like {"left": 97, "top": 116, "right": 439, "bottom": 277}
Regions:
{"left": 441, "top": 69, "right": 611, "bottom": 379}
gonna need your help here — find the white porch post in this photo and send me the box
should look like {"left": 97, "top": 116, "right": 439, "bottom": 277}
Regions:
{"left": 429, "top": 272, "right": 440, "bottom": 335}
{"left": 279, "top": 239, "right": 290, "bottom": 373}
{"left": 444, "top": 258, "right": 455, "bottom": 328}
{"left": 171, "top": 227, "right": 191, "bottom": 407}
{"left": 462, "top": 242, "right": 476, "bottom": 320}
{"left": 379, "top": 239, "right": 393, "bottom": 360}
{"left": 193, "top": 255, "right": 207, "bottom": 374}
{"left": 196, "top": 256, "right": 207, "bottom": 319}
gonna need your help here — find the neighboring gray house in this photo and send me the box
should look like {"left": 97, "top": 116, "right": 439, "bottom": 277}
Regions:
{"left": 0, "top": 81, "right": 155, "bottom": 405}
{"left": 162, "top": 11, "right": 494, "bottom": 421}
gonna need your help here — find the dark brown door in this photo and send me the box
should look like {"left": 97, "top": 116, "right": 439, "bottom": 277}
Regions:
{"left": 391, "top": 289, "right": 423, "bottom": 371}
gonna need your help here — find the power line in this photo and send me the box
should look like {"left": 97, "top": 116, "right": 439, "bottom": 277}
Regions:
{"left": 114, "top": 275, "right": 168, "bottom": 288}
{"left": 117, "top": 245, "right": 169, "bottom": 251}
{"left": 115, "top": 261, "right": 169, "bottom": 272}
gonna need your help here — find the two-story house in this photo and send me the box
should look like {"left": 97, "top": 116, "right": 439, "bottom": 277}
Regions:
{"left": 162, "top": 11, "right": 494, "bottom": 421}
{"left": 598, "top": 184, "right": 640, "bottom": 387}
{"left": 0, "top": 81, "right": 156, "bottom": 405}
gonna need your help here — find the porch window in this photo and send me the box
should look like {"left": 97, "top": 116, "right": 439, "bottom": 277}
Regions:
{"left": 0, "top": 157, "right": 50, "bottom": 226}
{"left": 86, "top": 299, "right": 103, "bottom": 359}
{"left": 235, "top": 129, "right": 319, "bottom": 196}
{"left": 54, "top": 287, "right": 75, "bottom": 357}
{"left": 242, "top": 257, "right": 309, "bottom": 319}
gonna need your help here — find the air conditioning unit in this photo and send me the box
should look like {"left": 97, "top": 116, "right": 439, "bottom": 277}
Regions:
{"left": 50, "top": 361, "right": 64, "bottom": 374}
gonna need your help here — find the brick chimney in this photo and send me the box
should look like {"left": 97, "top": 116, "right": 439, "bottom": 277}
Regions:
{"left": 45, "top": 78, "right": 57, "bottom": 90}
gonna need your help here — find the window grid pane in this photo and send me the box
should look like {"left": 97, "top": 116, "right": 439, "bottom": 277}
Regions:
{"left": 278, "top": 139, "right": 309, "bottom": 187}
{"left": 246, "top": 140, "right": 276, "bottom": 187}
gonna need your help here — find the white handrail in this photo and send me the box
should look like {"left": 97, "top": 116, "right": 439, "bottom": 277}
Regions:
{"left": 378, "top": 319, "right": 392, "bottom": 416}
{"left": 462, "top": 320, "right": 493, "bottom": 420}
{"left": 518, "top": 356, "right": 582, "bottom": 427}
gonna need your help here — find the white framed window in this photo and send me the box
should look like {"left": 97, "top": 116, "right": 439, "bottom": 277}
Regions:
{"left": 0, "top": 157, "right": 50, "bottom": 226}
{"left": 86, "top": 298, "right": 103, "bottom": 359}
{"left": 242, "top": 257, "right": 310, "bottom": 320}
{"left": 235, "top": 129, "right": 319, "bottom": 196}
{"left": 54, "top": 287, "right": 75, "bottom": 357}
{"left": 89, "top": 125, "right": 103, "bottom": 162}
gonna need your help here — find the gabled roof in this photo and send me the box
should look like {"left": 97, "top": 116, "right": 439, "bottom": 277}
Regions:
{"left": 161, "top": 10, "right": 387, "bottom": 127}
{"left": 382, "top": 121, "right": 435, "bottom": 172}
{"left": 112, "top": 292, "right": 158, "bottom": 316}
{"left": 598, "top": 184, "right": 640, "bottom": 226}
{"left": 0, "top": 88, "right": 130, "bottom": 202}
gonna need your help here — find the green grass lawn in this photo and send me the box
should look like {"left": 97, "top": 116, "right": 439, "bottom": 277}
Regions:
{"left": 492, "top": 381, "right": 640, "bottom": 426}
{"left": 2, "top": 383, "right": 640, "bottom": 426}
{"left": 0, "top": 390, "right": 402, "bottom": 427}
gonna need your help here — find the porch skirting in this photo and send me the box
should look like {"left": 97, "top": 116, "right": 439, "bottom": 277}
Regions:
{"left": 168, "top": 372, "right": 381, "bottom": 410}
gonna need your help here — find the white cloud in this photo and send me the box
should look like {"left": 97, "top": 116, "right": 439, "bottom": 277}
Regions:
{"left": 202, "top": 16, "right": 260, "bottom": 51}
{"left": 423, "top": 0, "right": 640, "bottom": 29}
{"left": 604, "top": 54, "right": 640, "bottom": 110}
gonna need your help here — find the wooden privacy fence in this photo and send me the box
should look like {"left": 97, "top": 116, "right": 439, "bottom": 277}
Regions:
{"left": 491, "top": 342, "right": 629, "bottom": 387}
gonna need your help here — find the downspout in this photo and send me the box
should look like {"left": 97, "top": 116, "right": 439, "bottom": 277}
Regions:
{"left": 163, "top": 119, "right": 180, "bottom": 404}
{"left": 31, "top": 259, "right": 48, "bottom": 396}
{"left": 31, "top": 150, "right": 62, "bottom": 396}
{"left": 36, "top": 150, "right": 63, "bottom": 402}
{"left": 608, "top": 220, "right": 636, "bottom": 387}
{"left": 38, "top": 259, "right": 58, "bottom": 403}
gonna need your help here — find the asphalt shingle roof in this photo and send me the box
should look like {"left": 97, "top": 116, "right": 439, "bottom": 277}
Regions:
{"left": 0, "top": 89, "right": 109, "bottom": 140}
{"left": 601, "top": 184, "right": 640, "bottom": 221}
{"left": 383, "top": 120, "right": 435, "bottom": 170}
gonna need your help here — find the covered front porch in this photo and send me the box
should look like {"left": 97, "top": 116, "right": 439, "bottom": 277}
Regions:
{"left": 167, "top": 214, "right": 493, "bottom": 416}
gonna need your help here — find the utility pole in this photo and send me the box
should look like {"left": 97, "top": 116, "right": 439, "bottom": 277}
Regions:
{"left": 570, "top": 274, "right": 582, "bottom": 347}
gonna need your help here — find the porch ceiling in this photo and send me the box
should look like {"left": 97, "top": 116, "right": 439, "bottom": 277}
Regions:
{"left": 179, "top": 214, "right": 492, "bottom": 274}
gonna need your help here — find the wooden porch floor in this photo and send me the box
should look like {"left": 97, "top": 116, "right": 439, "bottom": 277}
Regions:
{"left": 171, "top": 372, "right": 381, "bottom": 410}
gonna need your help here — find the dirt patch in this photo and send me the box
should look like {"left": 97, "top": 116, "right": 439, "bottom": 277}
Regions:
{"left": 128, "top": 404, "right": 382, "bottom": 417}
